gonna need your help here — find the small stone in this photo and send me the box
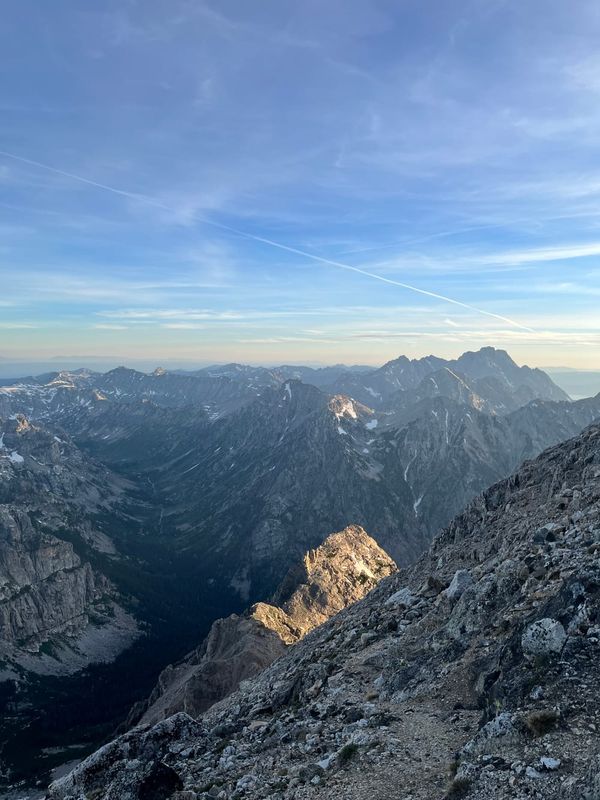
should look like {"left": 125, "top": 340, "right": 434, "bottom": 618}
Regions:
{"left": 540, "top": 757, "right": 561, "bottom": 771}
{"left": 317, "top": 755, "right": 334, "bottom": 770}
{"left": 248, "top": 719, "right": 269, "bottom": 732}
{"left": 526, "top": 766, "right": 542, "bottom": 779}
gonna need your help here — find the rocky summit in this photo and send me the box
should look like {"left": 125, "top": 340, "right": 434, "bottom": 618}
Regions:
{"left": 47, "top": 423, "right": 600, "bottom": 799}
{"left": 131, "top": 525, "right": 396, "bottom": 727}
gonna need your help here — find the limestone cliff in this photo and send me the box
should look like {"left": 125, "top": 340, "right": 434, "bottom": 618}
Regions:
{"left": 133, "top": 525, "right": 396, "bottom": 725}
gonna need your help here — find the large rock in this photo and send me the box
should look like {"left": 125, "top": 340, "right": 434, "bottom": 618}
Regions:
{"left": 521, "top": 618, "right": 567, "bottom": 660}
{"left": 444, "top": 568, "right": 474, "bottom": 601}
{"left": 132, "top": 613, "right": 287, "bottom": 725}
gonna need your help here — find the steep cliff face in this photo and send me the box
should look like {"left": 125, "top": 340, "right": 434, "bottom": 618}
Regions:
{"left": 0, "top": 507, "right": 135, "bottom": 675}
{"left": 0, "top": 416, "right": 138, "bottom": 675}
{"left": 50, "top": 424, "right": 600, "bottom": 800}
{"left": 269, "top": 524, "right": 397, "bottom": 638}
{"left": 132, "top": 525, "right": 396, "bottom": 726}
{"left": 0, "top": 507, "right": 96, "bottom": 643}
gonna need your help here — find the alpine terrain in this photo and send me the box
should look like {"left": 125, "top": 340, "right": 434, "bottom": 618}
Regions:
{"left": 48, "top": 421, "right": 600, "bottom": 800}
{"left": 0, "top": 348, "right": 599, "bottom": 795}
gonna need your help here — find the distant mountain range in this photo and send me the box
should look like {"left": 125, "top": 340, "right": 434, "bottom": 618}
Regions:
{"left": 1, "top": 346, "right": 600, "bottom": 791}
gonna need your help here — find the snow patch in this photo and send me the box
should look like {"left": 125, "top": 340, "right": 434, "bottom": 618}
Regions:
{"left": 9, "top": 451, "right": 24, "bottom": 464}
{"left": 413, "top": 494, "right": 424, "bottom": 515}
{"left": 444, "top": 367, "right": 471, "bottom": 392}
{"left": 337, "top": 426, "right": 348, "bottom": 435}
{"left": 365, "top": 418, "right": 378, "bottom": 430}
{"left": 181, "top": 462, "right": 201, "bottom": 475}
{"left": 403, "top": 453, "right": 416, "bottom": 482}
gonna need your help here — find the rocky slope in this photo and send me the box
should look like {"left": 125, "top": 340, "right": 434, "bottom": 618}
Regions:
{"left": 49, "top": 423, "right": 600, "bottom": 800}
{"left": 132, "top": 526, "right": 396, "bottom": 727}
{"left": 375, "top": 391, "right": 600, "bottom": 537}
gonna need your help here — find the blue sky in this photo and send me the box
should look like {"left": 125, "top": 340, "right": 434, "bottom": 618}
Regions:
{"left": 1, "top": 0, "right": 600, "bottom": 369}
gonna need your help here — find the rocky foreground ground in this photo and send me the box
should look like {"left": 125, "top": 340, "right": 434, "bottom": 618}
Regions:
{"left": 47, "top": 424, "right": 600, "bottom": 799}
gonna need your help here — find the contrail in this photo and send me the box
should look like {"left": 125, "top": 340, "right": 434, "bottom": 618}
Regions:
{"left": 0, "top": 148, "right": 534, "bottom": 331}
{"left": 339, "top": 222, "right": 511, "bottom": 255}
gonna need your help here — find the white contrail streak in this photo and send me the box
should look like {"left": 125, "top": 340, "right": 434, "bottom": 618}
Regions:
{"left": 340, "top": 222, "right": 509, "bottom": 255}
{"left": 341, "top": 210, "right": 600, "bottom": 256}
{"left": 0, "top": 148, "right": 534, "bottom": 332}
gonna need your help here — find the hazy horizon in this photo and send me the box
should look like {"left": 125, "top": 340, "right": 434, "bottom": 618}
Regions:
{"left": 2, "top": 345, "right": 600, "bottom": 377}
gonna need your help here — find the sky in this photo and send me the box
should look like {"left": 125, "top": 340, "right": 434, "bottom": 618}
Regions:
{"left": 1, "top": 1, "right": 600, "bottom": 371}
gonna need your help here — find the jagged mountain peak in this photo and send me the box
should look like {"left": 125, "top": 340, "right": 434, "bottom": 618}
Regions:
{"left": 274, "top": 378, "right": 327, "bottom": 410}
{"left": 270, "top": 524, "right": 396, "bottom": 632}
{"left": 329, "top": 346, "right": 570, "bottom": 412}
{"left": 128, "top": 524, "right": 396, "bottom": 727}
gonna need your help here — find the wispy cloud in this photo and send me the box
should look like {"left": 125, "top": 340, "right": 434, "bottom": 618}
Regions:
{"left": 481, "top": 242, "right": 600, "bottom": 265}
